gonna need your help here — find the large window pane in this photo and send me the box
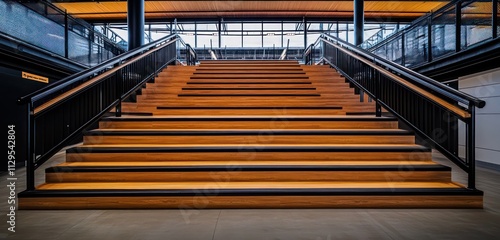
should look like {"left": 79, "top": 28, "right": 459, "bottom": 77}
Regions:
{"left": 404, "top": 23, "right": 428, "bottom": 67}
{"left": 432, "top": 6, "right": 456, "bottom": 59}
{"left": 497, "top": 1, "right": 500, "bottom": 37}
{"left": 220, "top": 23, "right": 242, "bottom": 47}
{"left": 222, "top": 35, "right": 242, "bottom": 47}
{"left": 243, "top": 35, "right": 262, "bottom": 47}
{"left": 283, "top": 33, "right": 302, "bottom": 48}
{"left": 461, "top": 1, "right": 492, "bottom": 49}
{"left": 263, "top": 32, "right": 281, "bottom": 47}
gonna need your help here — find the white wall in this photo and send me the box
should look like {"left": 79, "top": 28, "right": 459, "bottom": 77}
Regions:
{"left": 458, "top": 67, "right": 500, "bottom": 167}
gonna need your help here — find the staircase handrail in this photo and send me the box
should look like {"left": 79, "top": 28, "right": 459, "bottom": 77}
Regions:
{"left": 18, "top": 34, "right": 194, "bottom": 191}
{"left": 310, "top": 33, "right": 485, "bottom": 189}
{"left": 321, "top": 33, "right": 485, "bottom": 108}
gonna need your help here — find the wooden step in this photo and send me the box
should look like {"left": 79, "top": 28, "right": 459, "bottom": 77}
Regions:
{"left": 193, "top": 71, "right": 307, "bottom": 74}
{"left": 45, "top": 164, "right": 450, "bottom": 183}
{"left": 98, "top": 116, "right": 399, "bottom": 129}
{"left": 18, "top": 185, "right": 483, "bottom": 209}
{"left": 65, "top": 144, "right": 431, "bottom": 162}
{"left": 195, "top": 67, "right": 303, "bottom": 70}
{"left": 82, "top": 129, "right": 415, "bottom": 145}
{"left": 190, "top": 75, "right": 309, "bottom": 79}
{"left": 186, "top": 80, "right": 313, "bottom": 84}
{"left": 54, "top": 160, "right": 442, "bottom": 167}
{"left": 177, "top": 93, "right": 322, "bottom": 97}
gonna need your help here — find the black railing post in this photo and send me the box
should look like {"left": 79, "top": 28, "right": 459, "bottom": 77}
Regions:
{"left": 26, "top": 103, "right": 35, "bottom": 191}
{"left": 467, "top": 105, "right": 476, "bottom": 189}
{"left": 115, "top": 67, "right": 122, "bottom": 117}
{"left": 376, "top": 103, "right": 382, "bottom": 117}
{"left": 185, "top": 44, "right": 190, "bottom": 65}
{"left": 493, "top": 0, "right": 498, "bottom": 39}
{"left": 310, "top": 44, "right": 314, "bottom": 65}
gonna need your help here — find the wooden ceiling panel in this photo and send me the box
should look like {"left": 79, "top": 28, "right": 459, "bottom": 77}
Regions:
{"left": 54, "top": 1, "right": 449, "bottom": 20}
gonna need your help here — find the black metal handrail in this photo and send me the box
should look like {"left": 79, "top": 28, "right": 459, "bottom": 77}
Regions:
{"left": 305, "top": 33, "right": 485, "bottom": 189}
{"left": 18, "top": 34, "right": 196, "bottom": 191}
{"left": 323, "top": 34, "right": 485, "bottom": 108}
{"left": 177, "top": 37, "right": 198, "bottom": 65}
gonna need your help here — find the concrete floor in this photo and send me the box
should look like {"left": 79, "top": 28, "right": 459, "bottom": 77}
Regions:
{"left": 1, "top": 150, "right": 500, "bottom": 240}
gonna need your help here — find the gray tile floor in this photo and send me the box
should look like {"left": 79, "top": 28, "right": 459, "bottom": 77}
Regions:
{"left": 1, "top": 151, "right": 500, "bottom": 240}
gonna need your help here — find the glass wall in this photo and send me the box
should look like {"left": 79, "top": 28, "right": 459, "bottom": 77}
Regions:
{"left": 404, "top": 22, "right": 428, "bottom": 67}
{"left": 461, "top": 0, "right": 493, "bottom": 49}
{"left": 0, "top": 0, "right": 124, "bottom": 66}
{"left": 370, "top": 0, "right": 499, "bottom": 67}
{"left": 141, "top": 20, "right": 394, "bottom": 51}
{"left": 431, "top": 5, "right": 457, "bottom": 59}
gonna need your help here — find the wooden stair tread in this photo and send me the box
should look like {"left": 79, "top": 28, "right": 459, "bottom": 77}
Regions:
{"left": 35, "top": 181, "right": 463, "bottom": 190}
{"left": 155, "top": 106, "right": 342, "bottom": 109}
{"left": 85, "top": 129, "right": 413, "bottom": 135}
{"left": 55, "top": 160, "right": 441, "bottom": 167}
{"left": 70, "top": 143, "right": 427, "bottom": 149}
{"left": 101, "top": 115, "right": 396, "bottom": 120}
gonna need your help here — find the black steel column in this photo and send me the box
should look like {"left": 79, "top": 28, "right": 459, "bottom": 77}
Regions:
{"left": 354, "top": 0, "right": 364, "bottom": 45}
{"left": 218, "top": 19, "right": 222, "bottom": 48}
{"left": 493, "top": 0, "right": 498, "bottom": 39}
{"left": 304, "top": 18, "right": 308, "bottom": 50}
{"left": 127, "top": 0, "right": 145, "bottom": 51}
{"left": 456, "top": 2, "right": 462, "bottom": 52}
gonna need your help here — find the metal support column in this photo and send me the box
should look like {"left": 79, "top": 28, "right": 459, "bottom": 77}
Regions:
{"left": 64, "top": 10, "right": 68, "bottom": 58}
{"left": 493, "top": 0, "right": 498, "bottom": 39}
{"left": 127, "top": 0, "right": 145, "bottom": 51}
{"left": 304, "top": 18, "right": 308, "bottom": 50}
{"left": 456, "top": 2, "right": 462, "bottom": 52}
{"left": 195, "top": 21, "right": 198, "bottom": 48}
{"left": 354, "top": 0, "right": 364, "bottom": 46}
{"left": 218, "top": 19, "right": 222, "bottom": 48}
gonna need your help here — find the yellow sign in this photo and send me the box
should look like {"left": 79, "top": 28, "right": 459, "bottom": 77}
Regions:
{"left": 22, "top": 71, "right": 49, "bottom": 83}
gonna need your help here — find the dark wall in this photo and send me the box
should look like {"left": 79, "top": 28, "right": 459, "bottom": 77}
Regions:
{"left": 1, "top": 63, "right": 73, "bottom": 172}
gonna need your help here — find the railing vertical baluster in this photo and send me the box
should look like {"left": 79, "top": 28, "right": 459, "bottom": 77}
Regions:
{"left": 115, "top": 69, "right": 122, "bottom": 117}
{"left": 375, "top": 71, "right": 382, "bottom": 117}
{"left": 467, "top": 105, "right": 476, "bottom": 189}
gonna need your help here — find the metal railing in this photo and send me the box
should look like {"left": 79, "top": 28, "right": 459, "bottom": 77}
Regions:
{"left": 367, "top": 0, "right": 499, "bottom": 67}
{"left": 177, "top": 38, "right": 198, "bottom": 65}
{"left": 304, "top": 33, "right": 485, "bottom": 189}
{"left": 18, "top": 34, "right": 197, "bottom": 191}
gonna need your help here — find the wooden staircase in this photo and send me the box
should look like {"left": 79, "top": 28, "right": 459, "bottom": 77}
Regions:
{"left": 19, "top": 60, "right": 483, "bottom": 209}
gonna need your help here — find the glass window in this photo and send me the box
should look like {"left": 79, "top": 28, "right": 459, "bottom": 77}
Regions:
{"left": 263, "top": 32, "right": 281, "bottom": 47}
{"left": 282, "top": 23, "right": 298, "bottom": 31}
{"left": 220, "top": 23, "right": 242, "bottom": 47}
{"left": 461, "top": 1, "right": 492, "bottom": 49}
{"left": 221, "top": 34, "right": 242, "bottom": 48}
{"left": 497, "top": 1, "right": 500, "bottom": 37}
{"left": 243, "top": 35, "right": 262, "bottom": 47}
{"left": 283, "top": 33, "right": 303, "bottom": 48}
{"left": 197, "top": 34, "right": 218, "bottom": 49}
{"left": 404, "top": 23, "right": 428, "bottom": 66}
{"left": 431, "top": 6, "right": 456, "bottom": 59}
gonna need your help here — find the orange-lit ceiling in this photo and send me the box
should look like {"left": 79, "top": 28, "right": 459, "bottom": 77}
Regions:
{"left": 53, "top": 0, "right": 450, "bottom": 21}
